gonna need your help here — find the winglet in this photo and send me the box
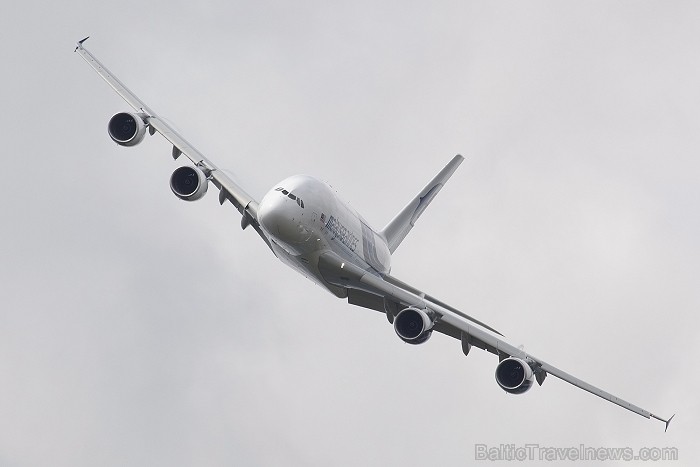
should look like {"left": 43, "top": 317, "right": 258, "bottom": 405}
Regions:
{"left": 74, "top": 36, "right": 90, "bottom": 52}
{"left": 651, "top": 413, "right": 675, "bottom": 432}
{"left": 664, "top": 414, "right": 675, "bottom": 432}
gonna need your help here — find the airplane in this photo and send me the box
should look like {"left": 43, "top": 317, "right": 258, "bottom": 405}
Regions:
{"left": 75, "top": 37, "right": 673, "bottom": 430}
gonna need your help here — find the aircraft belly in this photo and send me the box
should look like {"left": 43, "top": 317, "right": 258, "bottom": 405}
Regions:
{"left": 270, "top": 240, "right": 347, "bottom": 298}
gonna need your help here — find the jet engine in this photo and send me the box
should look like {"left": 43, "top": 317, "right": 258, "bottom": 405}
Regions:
{"left": 495, "top": 357, "right": 534, "bottom": 394}
{"left": 108, "top": 112, "right": 147, "bottom": 146}
{"left": 393, "top": 307, "right": 434, "bottom": 344}
{"left": 170, "top": 166, "right": 208, "bottom": 201}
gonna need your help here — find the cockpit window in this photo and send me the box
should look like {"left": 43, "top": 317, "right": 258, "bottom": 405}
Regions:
{"left": 275, "top": 186, "right": 304, "bottom": 209}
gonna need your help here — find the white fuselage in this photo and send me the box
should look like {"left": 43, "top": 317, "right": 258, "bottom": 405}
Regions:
{"left": 257, "top": 175, "right": 391, "bottom": 297}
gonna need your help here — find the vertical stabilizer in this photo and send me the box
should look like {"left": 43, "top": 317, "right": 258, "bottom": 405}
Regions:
{"left": 381, "top": 155, "right": 464, "bottom": 253}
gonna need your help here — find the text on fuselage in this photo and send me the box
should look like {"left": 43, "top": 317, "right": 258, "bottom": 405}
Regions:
{"left": 324, "top": 215, "right": 359, "bottom": 252}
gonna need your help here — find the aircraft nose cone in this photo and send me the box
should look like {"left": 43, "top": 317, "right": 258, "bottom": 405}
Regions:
{"left": 259, "top": 194, "right": 285, "bottom": 235}
{"left": 259, "top": 192, "right": 311, "bottom": 245}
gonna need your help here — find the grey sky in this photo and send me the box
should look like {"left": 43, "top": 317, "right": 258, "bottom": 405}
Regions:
{"left": 1, "top": 1, "right": 697, "bottom": 466}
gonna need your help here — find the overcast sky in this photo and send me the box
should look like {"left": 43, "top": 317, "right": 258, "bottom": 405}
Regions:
{"left": 1, "top": 1, "right": 697, "bottom": 466}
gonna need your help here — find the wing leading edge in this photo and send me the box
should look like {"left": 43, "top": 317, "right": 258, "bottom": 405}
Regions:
{"left": 318, "top": 250, "right": 673, "bottom": 430}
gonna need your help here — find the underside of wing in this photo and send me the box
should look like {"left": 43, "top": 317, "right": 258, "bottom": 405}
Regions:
{"left": 318, "top": 250, "right": 672, "bottom": 429}
{"left": 75, "top": 39, "right": 269, "bottom": 247}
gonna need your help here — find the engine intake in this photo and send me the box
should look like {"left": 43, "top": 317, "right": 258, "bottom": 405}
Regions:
{"left": 393, "top": 307, "right": 434, "bottom": 344}
{"left": 170, "top": 166, "right": 208, "bottom": 201}
{"left": 108, "top": 112, "right": 147, "bottom": 146}
{"left": 495, "top": 357, "right": 534, "bottom": 394}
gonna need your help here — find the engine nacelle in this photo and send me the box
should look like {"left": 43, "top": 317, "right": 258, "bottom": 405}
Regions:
{"left": 495, "top": 357, "right": 534, "bottom": 394}
{"left": 108, "top": 112, "right": 147, "bottom": 146}
{"left": 393, "top": 307, "right": 434, "bottom": 344}
{"left": 170, "top": 166, "right": 209, "bottom": 201}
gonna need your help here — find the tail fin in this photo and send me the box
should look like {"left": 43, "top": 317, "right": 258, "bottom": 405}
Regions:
{"left": 381, "top": 155, "right": 464, "bottom": 253}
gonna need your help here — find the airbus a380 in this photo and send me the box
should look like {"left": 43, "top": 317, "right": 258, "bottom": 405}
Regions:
{"left": 75, "top": 38, "right": 673, "bottom": 430}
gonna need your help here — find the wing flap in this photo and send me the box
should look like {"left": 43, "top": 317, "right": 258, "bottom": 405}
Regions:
{"left": 347, "top": 289, "right": 385, "bottom": 313}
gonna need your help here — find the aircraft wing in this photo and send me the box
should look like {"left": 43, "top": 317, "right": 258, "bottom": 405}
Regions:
{"left": 74, "top": 38, "right": 267, "bottom": 242}
{"left": 317, "top": 251, "right": 674, "bottom": 430}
